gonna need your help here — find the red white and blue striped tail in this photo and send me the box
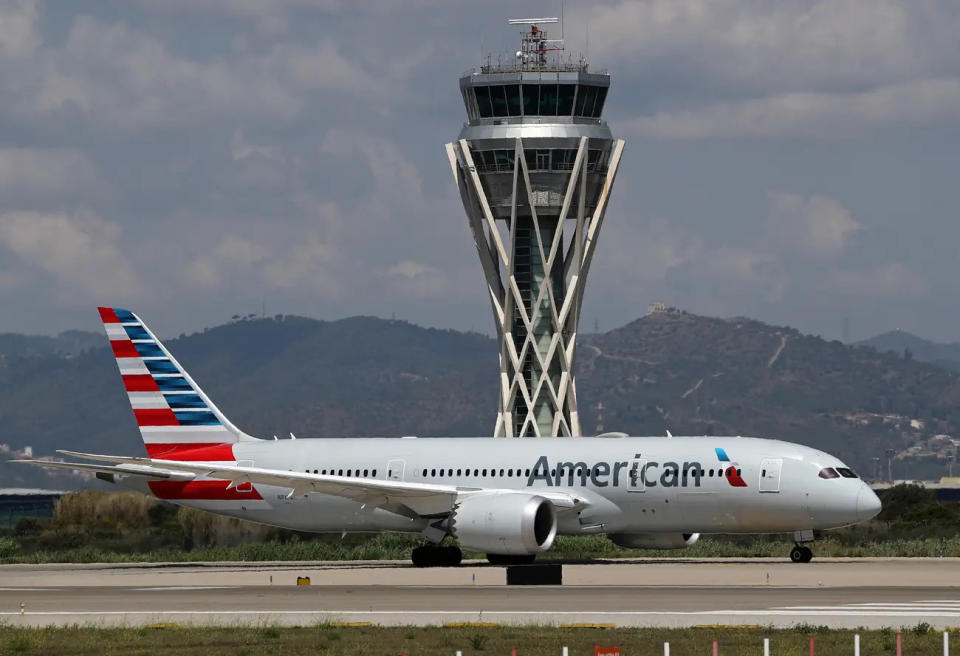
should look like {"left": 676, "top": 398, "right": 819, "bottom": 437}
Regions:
{"left": 98, "top": 307, "right": 258, "bottom": 461}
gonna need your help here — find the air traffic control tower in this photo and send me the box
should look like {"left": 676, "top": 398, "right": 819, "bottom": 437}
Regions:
{"left": 446, "top": 18, "right": 625, "bottom": 438}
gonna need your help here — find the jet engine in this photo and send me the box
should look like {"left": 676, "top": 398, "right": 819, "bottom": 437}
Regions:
{"left": 609, "top": 532, "right": 700, "bottom": 549}
{"left": 451, "top": 494, "right": 557, "bottom": 555}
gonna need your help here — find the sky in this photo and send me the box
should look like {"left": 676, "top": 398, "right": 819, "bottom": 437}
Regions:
{"left": 0, "top": 0, "right": 958, "bottom": 342}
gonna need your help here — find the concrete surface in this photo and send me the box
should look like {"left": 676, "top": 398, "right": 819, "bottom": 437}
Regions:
{"left": 1, "top": 558, "right": 958, "bottom": 629}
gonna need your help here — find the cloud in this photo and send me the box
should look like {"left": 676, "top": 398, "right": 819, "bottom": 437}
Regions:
{"left": 623, "top": 78, "right": 960, "bottom": 139}
{"left": 0, "top": 211, "right": 143, "bottom": 300}
{"left": 0, "top": 0, "right": 40, "bottom": 59}
{"left": 384, "top": 260, "right": 449, "bottom": 299}
{"left": 230, "top": 130, "right": 283, "bottom": 162}
{"left": 765, "top": 192, "right": 860, "bottom": 258}
{"left": 1, "top": 15, "right": 406, "bottom": 132}
{"left": 0, "top": 147, "right": 105, "bottom": 202}
{"left": 262, "top": 232, "right": 342, "bottom": 297}
{"left": 832, "top": 263, "right": 926, "bottom": 299}
{"left": 185, "top": 235, "right": 269, "bottom": 288}
{"left": 575, "top": 0, "right": 960, "bottom": 92}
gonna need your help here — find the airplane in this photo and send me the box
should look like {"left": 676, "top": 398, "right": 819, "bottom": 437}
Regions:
{"left": 16, "top": 307, "right": 882, "bottom": 567}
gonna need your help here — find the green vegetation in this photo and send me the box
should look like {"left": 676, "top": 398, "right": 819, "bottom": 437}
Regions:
{"left": 0, "top": 486, "right": 958, "bottom": 563}
{"left": 0, "top": 624, "right": 955, "bottom": 656}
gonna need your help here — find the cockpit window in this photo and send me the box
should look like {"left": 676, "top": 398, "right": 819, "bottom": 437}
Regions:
{"left": 818, "top": 467, "right": 840, "bottom": 479}
{"left": 836, "top": 467, "right": 858, "bottom": 479}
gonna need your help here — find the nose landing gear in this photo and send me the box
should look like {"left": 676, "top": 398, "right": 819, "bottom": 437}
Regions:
{"left": 789, "top": 544, "right": 813, "bottom": 563}
{"left": 790, "top": 529, "right": 815, "bottom": 562}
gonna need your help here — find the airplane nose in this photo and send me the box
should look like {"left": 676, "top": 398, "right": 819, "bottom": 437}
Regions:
{"left": 857, "top": 484, "right": 882, "bottom": 521}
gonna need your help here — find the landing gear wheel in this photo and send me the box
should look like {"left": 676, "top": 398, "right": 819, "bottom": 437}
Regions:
{"left": 790, "top": 545, "right": 813, "bottom": 563}
{"left": 486, "top": 553, "right": 536, "bottom": 566}
{"left": 412, "top": 545, "right": 462, "bottom": 567}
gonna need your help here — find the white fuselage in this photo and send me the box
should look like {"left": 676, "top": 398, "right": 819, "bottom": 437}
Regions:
{"left": 123, "top": 435, "right": 880, "bottom": 538}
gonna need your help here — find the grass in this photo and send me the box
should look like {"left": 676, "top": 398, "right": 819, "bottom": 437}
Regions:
{"left": 0, "top": 624, "right": 955, "bottom": 656}
{"left": 3, "top": 532, "right": 960, "bottom": 564}
{"left": 4, "top": 533, "right": 960, "bottom": 564}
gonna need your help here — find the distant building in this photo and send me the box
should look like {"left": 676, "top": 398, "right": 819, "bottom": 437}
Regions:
{"left": 0, "top": 489, "right": 66, "bottom": 528}
{"left": 646, "top": 302, "right": 667, "bottom": 315}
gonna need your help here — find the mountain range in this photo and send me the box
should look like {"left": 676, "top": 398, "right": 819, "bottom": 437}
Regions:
{"left": 2, "top": 311, "right": 959, "bottom": 488}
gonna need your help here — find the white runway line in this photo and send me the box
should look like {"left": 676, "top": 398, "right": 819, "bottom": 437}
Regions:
{"left": 131, "top": 586, "right": 233, "bottom": 591}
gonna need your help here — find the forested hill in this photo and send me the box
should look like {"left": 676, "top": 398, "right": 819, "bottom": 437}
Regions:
{"left": 3, "top": 311, "right": 958, "bottom": 488}
{"left": 857, "top": 330, "right": 960, "bottom": 372}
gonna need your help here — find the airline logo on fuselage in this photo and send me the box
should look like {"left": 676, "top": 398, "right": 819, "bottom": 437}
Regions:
{"left": 525, "top": 451, "right": 747, "bottom": 489}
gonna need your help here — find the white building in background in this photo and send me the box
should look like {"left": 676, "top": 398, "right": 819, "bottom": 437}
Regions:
{"left": 446, "top": 19, "right": 625, "bottom": 438}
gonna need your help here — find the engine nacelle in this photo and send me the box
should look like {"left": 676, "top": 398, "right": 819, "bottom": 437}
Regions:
{"left": 609, "top": 532, "right": 700, "bottom": 550}
{"left": 451, "top": 494, "right": 557, "bottom": 555}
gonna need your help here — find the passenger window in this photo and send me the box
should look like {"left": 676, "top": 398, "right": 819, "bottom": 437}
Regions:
{"left": 708, "top": 469, "right": 714, "bottom": 477}
{"left": 422, "top": 469, "right": 427, "bottom": 476}
{"left": 313, "top": 469, "right": 318, "bottom": 474}
{"left": 525, "top": 469, "right": 530, "bottom": 476}
{"left": 448, "top": 469, "right": 453, "bottom": 477}
{"left": 338, "top": 469, "right": 343, "bottom": 476}
{"left": 431, "top": 469, "right": 436, "bottom": 477}
{"left": 818, "top": 467, "right": 840, "bottom": 479}
{"left": 499, "top": 469, "right": 505, "bottom": 476}
{"left": 457, "top": 469, "right": 462, "bottom": 476}
{"left": 482, "top": 469, "right": 487, "bottom": 476}
{"left": 372, "top": 470, "right": 376, "bottom": 477}
{"left": 474, "top": 469, "right": 479, "bottom": 476}
{"left": 836, "top": 468, "right": 858, "bottom": 479}
{"left": 508, "top": 469, "right": 513, "bottom": 476}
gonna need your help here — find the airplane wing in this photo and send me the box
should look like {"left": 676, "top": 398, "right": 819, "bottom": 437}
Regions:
{"left": 22, "top": 451, "right": 588, "bottom": 520}
{"left": 12, "top": 458, "right": 194, "bottom": 481}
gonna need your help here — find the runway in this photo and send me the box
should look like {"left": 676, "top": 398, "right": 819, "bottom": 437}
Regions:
{"left": 2, "top": 559, "right": 959, "bottom": 629}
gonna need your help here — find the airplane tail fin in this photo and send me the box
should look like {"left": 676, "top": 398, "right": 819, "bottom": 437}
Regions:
{"left": 98, "top": 307, "right": 258, "bottom": 460}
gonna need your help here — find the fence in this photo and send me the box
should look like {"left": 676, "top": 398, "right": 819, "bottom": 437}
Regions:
{"left": 442, "top": 631, "right": 951, "bottom": 655}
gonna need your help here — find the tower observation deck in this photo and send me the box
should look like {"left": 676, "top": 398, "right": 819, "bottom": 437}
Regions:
{"left": 445, "top": 19, "right": 625, "bottom": 437}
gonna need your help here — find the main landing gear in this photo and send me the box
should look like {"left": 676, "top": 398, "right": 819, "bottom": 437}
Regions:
{"left": 789, "top": 544, "right": 813, "bottom": 563}
{"left": 789, "top": 529, "right": 815, "bottom": 563}
{"left": 411, "top": 544, "right": 462, "bottom": 567}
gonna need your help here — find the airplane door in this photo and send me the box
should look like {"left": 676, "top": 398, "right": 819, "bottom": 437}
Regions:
{"left": 387, "top": 459, "right": 405, "bottom": 481}
{"left": 627, "top": 455, "right": 646, "bottom": 493}
{"left": 759, "top": 458, "right": 782, "bottom": 493}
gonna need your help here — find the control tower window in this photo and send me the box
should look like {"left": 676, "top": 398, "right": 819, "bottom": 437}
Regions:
{"left": 592, "top": 86, "right": 608, "bottom": 118}
{"left": 557, "top": 84, "right": 576, "bottom": 115}
{"left": 505, "top": 85, "right": 522, "bottom": 116}
{"left": 475, "top": 86, "right": 493, "bottom": 118}
{"left": 491, "top": 85, "right": 509, "bottom": 117}
{"left": 522, "top": 84, "right": 539, "bottom": 115}
{"left": 539, "top": 84, "right": 559, "bottom": 116}
{"left": 576, "top": 85, "right": 598, "bottom": 117}
{"left": 493, "top": 149, "right": 515, "bottom": 172}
